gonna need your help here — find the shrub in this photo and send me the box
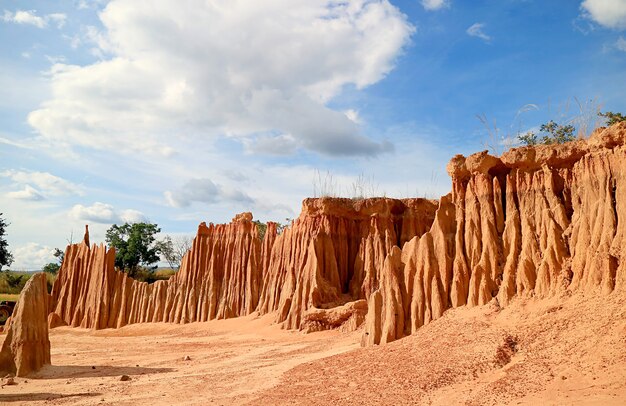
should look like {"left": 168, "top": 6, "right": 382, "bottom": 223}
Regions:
{"left": 518, "top": 120, "right": 576, "bottom": 146}
{"left": 599, "top": 111, "right": 626, "bottom": 126}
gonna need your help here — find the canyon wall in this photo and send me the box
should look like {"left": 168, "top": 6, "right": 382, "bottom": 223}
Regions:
{"left": 50, "top": 199, "right": 437, "bottom": 331}
{"left": 362, "top": 123, "right": 626, "bottom": 345}
{"left": 50, "top": 123, "right": 626, "bottom": 344}
{"left": 50, "top": 214, "right": 266, "bottom": 328}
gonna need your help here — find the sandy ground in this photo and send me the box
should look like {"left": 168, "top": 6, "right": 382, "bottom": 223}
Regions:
{"left": 1, "top": 293, "right": 625, "bottom": 405}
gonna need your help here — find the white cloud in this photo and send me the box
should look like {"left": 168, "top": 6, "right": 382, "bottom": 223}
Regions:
{"left": 165, "top": 178, "right": 254, "bottom": 208}
{"left": 77, "top": 0, "right": 109, "bottom": 10}
{"left": 27, "top": 0, "right": 414, "bottom": 157}
{"left": 47, "top": 13, "right": 67, "bottom": 29}
{"left": 467, "top": 23, "right": 492, "bottom": 42}
{"left": 1, "top": 170, "right": 83, "bottom": 197}
{"left": 69, "top": 202, "right": 148, "bottom": 224}
{"left": 6, "top": 185, "right": 45, "bottom": 201}
{"left": 617, "top": 36, "right": 626, "bottom": 50}
{"left": 421, "top": 0, "right": 449, "bottom": 11}
{"left": 12, "top": 242, "right": 55, "bottom": 270}
{"left": 581, "top": 0, "right": 626, "bottom": 29}
{"left": 119, "top": 209, "right": 148, "bottom": 223}
{"left": 1, "top": 10, "right": 67, "bottom": 29}
{"left": 344, "top": 109, "right": 361, "bottom": 124}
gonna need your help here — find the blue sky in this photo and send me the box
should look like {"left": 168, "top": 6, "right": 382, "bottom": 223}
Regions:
{"left": 1, "top": 0, "right": 625, "bottom": 269}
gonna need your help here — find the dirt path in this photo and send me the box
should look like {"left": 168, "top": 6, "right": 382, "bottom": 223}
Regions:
{"left": 0, "top": 313, "right": 359, "bottom": 405}
{"left": 1, "top": 294, "right": 625, "bottom": 405}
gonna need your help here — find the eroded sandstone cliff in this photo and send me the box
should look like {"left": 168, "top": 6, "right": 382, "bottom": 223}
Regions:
{"left": 362, "top": 122, "right": 626, "bottom": 344}
{"left": 50, "top": 214, "right": 265, "bottom": 328}
{"left": 49, "top": 123, "right": 626, "bottom": 345}
{"left": 0, "top": 273, "right": 51, "bottom": 376}
{"left": 50, "top": 199, "right": 437, "bottom": 331}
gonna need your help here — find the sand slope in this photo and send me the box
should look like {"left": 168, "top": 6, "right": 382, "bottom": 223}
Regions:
{"left": 1, "top": 293, "right": 624, "bottom": 405}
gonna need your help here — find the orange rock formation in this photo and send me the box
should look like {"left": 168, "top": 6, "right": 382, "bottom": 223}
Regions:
{"left": 50, "top": 199, "right": 437, "bottom": 331}
{"left": 362, "top": 122, "right": 626, "bottom": 344}
{"left": 0, "top": 273, "right": 51, "bottom": 376}
{"left": 49, "top": 123, "right": 626, "bottom": 346}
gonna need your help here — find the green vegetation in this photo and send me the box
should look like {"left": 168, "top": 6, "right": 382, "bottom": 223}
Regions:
{"left": 518, "top": 131, "right": 538, "bottom": 146}
{"left": 599, "top": 111, "right": 626, "bottom": 126}
{"left": 0, "top": 213, "right": 13, "bottom": 272}
{"left": 41, "top": 248, "right": 64, "bottom": 275}
{"left": 156, "top": 235, "right": 192, "bottom": 271}
{"left": 518, "top": 120, "right": 576, "bottom": 146}
{"left": 0, "top": 293, "right": 19, "bottom": 302}
{"left": 106, "top": 222, "right": 163, "bottom": 279}
{"left": 42, "top": 262, "right": 61, "bottom": 274}
{"left": 0, "top": 271, "right": 56, "bottom": 295}
{"left": 253, "top": 219, "right": 291, "bottom": 241}
{"left": 253, "top": 220, "right": 268, "bottom": 240}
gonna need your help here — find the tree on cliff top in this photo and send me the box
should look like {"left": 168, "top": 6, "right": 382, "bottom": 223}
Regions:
{"left": 518, "top": 120, "right": 575, "bottom": 146}
{"left": 0, "top": 213, "right": 14, "bottom": 271}
{"left": 156, "top": 235, "right": 192, "bottom": 271}
{"left": 105, "top": 222, "right": 162, "bottom": 278}
{"left": 599, "top": 111, "right": 626, "bottom": 126}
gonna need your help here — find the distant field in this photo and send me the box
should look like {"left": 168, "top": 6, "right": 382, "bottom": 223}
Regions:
{"left": 0, "top": 293, "right": 19, "bottom": 302}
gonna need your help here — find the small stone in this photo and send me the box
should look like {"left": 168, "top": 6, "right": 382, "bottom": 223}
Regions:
{"left": 4, "top": 377, "right": 16, "bottom": 385}
{"left": 183, "top": 355, "right": 191, "bottom": 361}
{"left": 91, "top": 366, "right": 96, "bottom": 370}
{"left": 120, "top": 375, "right": 131, "bottom": 381}
{"left": 561, "top": 376, "right": 567, "bottom": 380}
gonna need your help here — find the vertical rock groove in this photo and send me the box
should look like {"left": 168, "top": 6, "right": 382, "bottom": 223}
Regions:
{"left": 48, "top": 123, "right": 626, "bottom": 345}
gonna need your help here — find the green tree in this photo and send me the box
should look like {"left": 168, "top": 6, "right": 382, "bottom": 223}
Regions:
{"left": 53, "top": 247, "right": 64, "bottom": 264}
{"left": 599, "top": 111, "right": 626, "bottom": 126}
{"left": 42, "top": 262, "right": 60, "bottom": 274}
{"left": 156, "top": 235, "right": 192, "bottom": 270}
{"left": 105, "top": 222, "right": 162, "bottom": 278}
{"left": 252, "top": 220, "right": 268, "bottom": 241}
{"left": 518, "top": 120, "right": 576, "bottom": 146}
{"left": 42, "top": 247, "right": 65, "bottom": 275}
{"left": 540, "top": 120, "right": 575, "bottom": 144}
{"left": 518, "top": 131, "right": 538, "bottom": 146}
{"left": 0, "top": 213, "right": 14, "bottom": 271}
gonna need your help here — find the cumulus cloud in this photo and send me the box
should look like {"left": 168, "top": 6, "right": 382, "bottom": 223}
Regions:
{"left": 69, "top": 202, "right": 148, "bottom": 224}
{"left": 421, "top": 0, "right": 450, "bottom": 11}
{"left": 581, "top": 0, "right": 626, "bottom": 29}
{"left": 617, "top": 36, "right": 626, "bottom": 50}
{"left": 467, "top": 23, "right": 492, "bottom": 42}
{"left": 165, "top": 178, "right": 254, "bottom": 208}
{"left": 12, "top": 242, "right": 55, "bottom": 270}
{"left": 1, "top": 169, "right": 82, "bottom": 199}
{"left": 27, "top": 0, "right": 413, "bottom": 157}
{"left": 1, "top": 10, "right": 66, "bottom": 29}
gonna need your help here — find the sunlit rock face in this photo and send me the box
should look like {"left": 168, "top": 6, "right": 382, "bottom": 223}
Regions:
{"left": 49, "top": 198, "right": 437, "bottom": 332}
{"left": 49, "top": 123, "right": 626, "bottom": 346}
{"left": 362, "top": 122, "right": 626, "bottom": 345}
{"left": 0, "top": 273, "right": 51, "bottom": 376}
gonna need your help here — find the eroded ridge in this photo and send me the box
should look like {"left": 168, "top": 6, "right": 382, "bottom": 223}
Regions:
{"left": 363, "top": 123, "right": 626, "bottom": 345}
{"left": 50, "top": 199, "right": 438, "bottom": 332}
{"left": 49, "top": 123, "right": 626, "bottom": 344}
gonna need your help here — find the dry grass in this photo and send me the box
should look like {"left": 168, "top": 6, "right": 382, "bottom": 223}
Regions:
{"left": 0, "top": 293, "right": 19, "bottom": 302}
